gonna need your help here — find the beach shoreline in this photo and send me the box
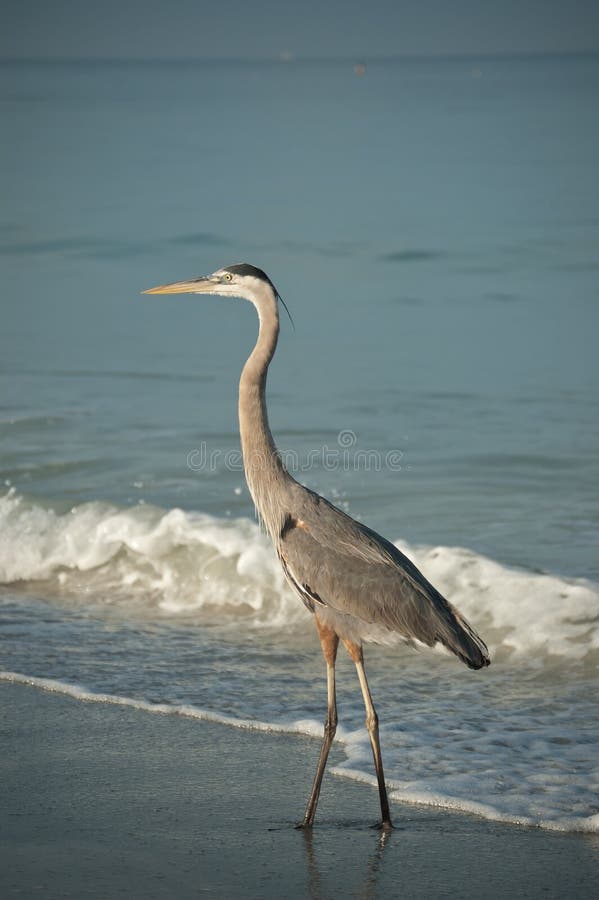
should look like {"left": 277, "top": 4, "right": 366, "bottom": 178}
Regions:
{"left": 1, "top": 681, "right": 597, "bottom": 899}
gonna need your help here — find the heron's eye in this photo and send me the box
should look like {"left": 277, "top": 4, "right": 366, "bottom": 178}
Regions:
{"left": 223, "top": 272, "right": 233, "bottom": 282}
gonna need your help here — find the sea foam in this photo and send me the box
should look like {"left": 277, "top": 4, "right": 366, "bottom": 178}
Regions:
{"left": 2, "top": 670, "right": 598, "bottom": 834}
{"left": 1, "top": 489, "right": 597, "bottom": 663}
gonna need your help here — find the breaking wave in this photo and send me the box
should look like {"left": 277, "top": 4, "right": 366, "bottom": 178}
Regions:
{"left": 1, "top": 489, "right": 597, "bottom": 663}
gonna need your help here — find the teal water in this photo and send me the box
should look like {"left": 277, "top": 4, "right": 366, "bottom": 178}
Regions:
{"left": 2, "top": 56, "right": 598, "bottom": 576}
{"left": 1, "top": 56, "right": 598, "bottom": 831}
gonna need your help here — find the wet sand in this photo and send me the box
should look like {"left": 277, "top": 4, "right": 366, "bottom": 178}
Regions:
{"left": 1, "top": 681, "right": 598, "bottom": 899}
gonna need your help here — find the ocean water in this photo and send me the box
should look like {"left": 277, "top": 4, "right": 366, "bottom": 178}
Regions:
{"left": 1, "top": 55, "right": 598, "bottom": 833}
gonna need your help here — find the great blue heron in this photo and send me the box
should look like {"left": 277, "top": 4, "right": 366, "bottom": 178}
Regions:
{"left": 143, "top": 263, "right": 490, "bottom": 830}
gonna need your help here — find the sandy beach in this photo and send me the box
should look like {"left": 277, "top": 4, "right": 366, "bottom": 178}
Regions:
{"left": 1, "top": 681, "right": 597, "bottom": 899}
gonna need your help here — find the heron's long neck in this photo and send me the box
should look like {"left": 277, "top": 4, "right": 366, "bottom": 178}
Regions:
{"left": 239, "top": 296, "right": 289, "bottom": 537}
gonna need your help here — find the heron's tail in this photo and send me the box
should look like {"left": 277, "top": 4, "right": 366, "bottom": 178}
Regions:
{"left": 441, "top": 602, "right": 491, "bottom": 670}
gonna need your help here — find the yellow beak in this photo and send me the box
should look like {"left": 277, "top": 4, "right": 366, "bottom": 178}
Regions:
{"left": 142, "top": 276, "right": 215, "bottom": 295}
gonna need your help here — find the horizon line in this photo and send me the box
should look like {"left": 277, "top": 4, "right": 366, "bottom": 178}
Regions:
{"left": 1, "top": 48, "right": 599, "bottom": 66}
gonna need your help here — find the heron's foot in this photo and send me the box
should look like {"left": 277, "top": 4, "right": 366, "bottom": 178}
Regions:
{"left": 370, "top": 819, "right": 394, "bottom": 831}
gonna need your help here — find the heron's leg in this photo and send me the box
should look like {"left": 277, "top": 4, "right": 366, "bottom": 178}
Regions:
{"left": 343, "top": 639, "right": 393, "bottom": 829}
{"left": 299, "top": 619, "right": 339, "bottom": 828}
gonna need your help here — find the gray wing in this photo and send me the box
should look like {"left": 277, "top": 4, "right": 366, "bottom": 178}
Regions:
{"left": 277, "top": 485, "right": 489, "bottom": 670}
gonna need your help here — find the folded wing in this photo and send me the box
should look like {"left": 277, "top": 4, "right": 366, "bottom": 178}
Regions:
{"left": 277, "top": 486, "right": 490, "bottom": 670}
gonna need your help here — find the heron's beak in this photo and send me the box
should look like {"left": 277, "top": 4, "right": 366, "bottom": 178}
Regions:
{"left": 142, "top": 276, "right": 216, "bottom": 295}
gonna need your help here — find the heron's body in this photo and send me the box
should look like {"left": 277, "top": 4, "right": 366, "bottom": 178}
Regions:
{"left": 144, "top": 263, "right": 490, "bottom": 829}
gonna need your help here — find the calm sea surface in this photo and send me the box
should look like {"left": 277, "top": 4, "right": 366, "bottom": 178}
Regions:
{"left": 1, "top": 56, "right": 598, "bottom": 831}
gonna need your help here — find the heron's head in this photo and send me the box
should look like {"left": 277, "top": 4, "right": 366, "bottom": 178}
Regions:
{"left": 143, "top": 262, "right": 293, "bottom": 325}
{"left": 143, "top": 263, "right": 277, "bottom": 302}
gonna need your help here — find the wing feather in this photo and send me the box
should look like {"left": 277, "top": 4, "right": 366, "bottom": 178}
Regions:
{"left": 278, "top": 486, "right": 489, "bottom": 669}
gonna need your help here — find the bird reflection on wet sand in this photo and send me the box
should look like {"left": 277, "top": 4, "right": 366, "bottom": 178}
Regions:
{"left": 301, "top": 824, "right": 393, "bottom": 900}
